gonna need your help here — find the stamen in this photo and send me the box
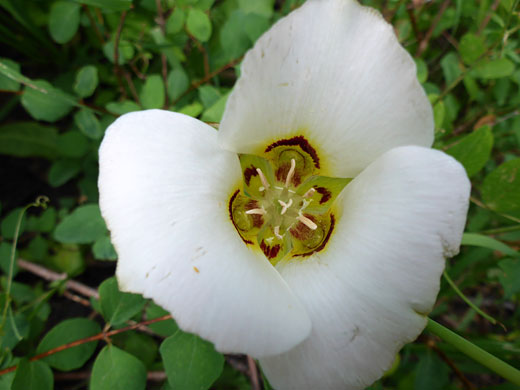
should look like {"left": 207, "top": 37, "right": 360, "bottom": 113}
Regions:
{"left": 246, "top": 208, "right": 266, "bottom": 215}
{"left": 274, "top": 226, "right": 283, "bottom": 240}
{"left": 298, "top": 213, "right": 317, "bottom": 230}
{"left": 278, "top": 199, "right": 293, "bottom": 215}
{"left": 285, "top": 158, "right": 296, "bottom": 187}
{"left": 256, "top": 168, "right": 270, "bottom": 190}
{"left": 303, "top": 187, "right": 316, "bottom": 198}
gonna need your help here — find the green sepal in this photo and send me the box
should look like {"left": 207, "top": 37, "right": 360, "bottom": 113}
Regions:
{"left": 296, "top": 176, "right": 352, "bottom": 214}
{"left": 257, "top": 224, "right": 292, "bottom": 265}
{"left": 238, "top": 154, "right": 275, "bottom": 199}
{"left": 229, "top": 192, "right": 265, "bottom": 241}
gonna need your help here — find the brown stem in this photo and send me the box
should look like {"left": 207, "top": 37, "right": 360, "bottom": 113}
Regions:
{"left": 82, "top": 5, "right": 105, "bottom": 44}
{"left": 477, "top": 0, "right": 500, "bottom": 35}
{"left": 407, "top": 4, "right": 422, "bottom": 43}
{"left": 123, "top": 70, "right": 142, "bottom": 106}
{"left": 114, "top": 10, "right": 128, "bottom": 100}
{"left": 155, "top": 0, "right": 170, "bottom": 108}
{"left": 247, "top": 356, "right": 261, "bottom": 390}
{"left": 416, "top": 0, "right": 451, "bottom": 57}
{"left": 17, "top": 259, "right": 99, "bottom": 299}
{"left": 0, "top": 315, "right": 172, "bottom": 376}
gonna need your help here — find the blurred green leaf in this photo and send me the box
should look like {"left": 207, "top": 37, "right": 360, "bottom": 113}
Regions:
{"left": 48, "top": 1, "right": 81, "bottom": 44}
{"left": 186, "top": 8, "right": 212, "bottom": 42}
{"left": 74, "top": 109, "right": 103, "bottom": 139}
{"left": 0, "top": 58, "right": 20, "bottom": 91}
{"left": 103, "top": 40, "right": 134, "bottom": 65}
{"left": 90, "top": 345, "right": 147, "bottom": 390}
{"left": 54, "top": 204, "right": 107, "bottom": 244}
{"left": 21, "top": 80, "right": 74, "bottom": 122}
{"left": 50, "top": 244, "right": 85, "bottom": 276}
{"left": 482, "top": 158, "right": 520, "bottom": 215}
{"left": 461, "top": 233, "right": 519, "bottom": 257}
{"left": 160, "top": 330, "right": 225, "bottom": 390}
{"left": 414, "top": 350, "right": 449, "bottom": 390}
{"left": 201, "top": 92, "right": 229, "bottom": 122}
{"left": 445, "top": 125, "right": 493, "bottom": 177}
{"left": 145, "top": 303, "right": 178, "bottom": 337}
{"left": 415, "top": 58, "right": 428, "bottom": 84}
{"left": 37, "top": 318, "right": 101, "bottom": 371}
{"left": 474, "top": 58, "right": 515, "bottom": 79}
{"left": 56, "top": 131, "right": 89, "bottom": 158}
{"left": 48, "top": 159, "right": 82, "bottom": 187}
{"left": 1, "top": 207, "right": 25, "bottom": 240}
{"left": 141, "top": 74, "right": 165, "bottom": 109}
{"left": 166, "top": 8, "right": 185, "bottom": 35}
{"left": 92, "top": 236, "right": 117, "bottom": 261}
{"left": 167, "top": 67, "right": 190, "bottom": 101}
{"left": 0, "top": 311, "right": 29, "bottom": 350}
{"left": 498, "top": 258, "right": 520, "bottom": 298}
{"left": 74, "top": 65, "right": 99, "bottom": 98}
{"left": 98, "top": 277, "right": 145, "bottom": 326}
{"left": 70, "top": 0, "right": 133, "bottom": 11}
{"left": 0, "top": 122, "right": 58, "bottom": 159}
{"left": 238, "top": 0, "right": 274, "bottom": 17}
{"left": 459, "top": 33, "right": 486, "bottom": 65}
{"left": 11, "top": 359, "right": 53, "bottom": 390}
{"left": 27, "top": 207, "right": 57, "bottom": 233}
{"left": 106, "top": 100, "right": 141, "bottom": 115}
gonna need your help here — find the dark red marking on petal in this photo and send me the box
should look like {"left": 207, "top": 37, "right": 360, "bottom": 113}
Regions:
{"left": 264, "top": 136, "right": 320, "bottom": 169}
{"left": 243, "top": 165, "right": 258, "bottom": 186}
{"left": 260, "top": 240, "right": 281, "bottom": 260}
{"left": 229, "top": 189, "right": 253, "bottom": 245}
{"left": 289, "top": 214, "right": 317, "bottom": 241}
{"left": 293, "top": 214, "right": 335, "bottom": 257}
{"left": 315, "top": 187, "right": 332, "bottom": 204}
{"left": 276, "top": 163, "right": 302, "bottom": 186}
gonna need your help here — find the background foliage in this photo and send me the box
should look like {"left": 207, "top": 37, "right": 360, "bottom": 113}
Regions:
{"left": 0, "top": 0, "right": 519, "bottom": 389}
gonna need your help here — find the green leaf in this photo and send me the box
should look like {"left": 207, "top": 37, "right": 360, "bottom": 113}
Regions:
{"left": 48, "top": 159, "right": 82, "bottom": 187}
{"left": 74, "top": 109, "right": 103, "bottom": 139}
{"left": 440, "top": 52, "right": 462, "bottom": 85}
{"left": 21, "top": 80, "right": 74, "bottom": 122}
{"left": 145, "top": 303, "right": 178, "bottom": 337}
{"left": 201, "top": 92, "right": 230, "bottom": 122}
{"left": 92, "top": 236, "right": 117, "bottom": 261}
{"left": 98, "top": 277, "right": 145, "bottom": 326}
{"left": 415, "top": 58, "right": 428, "bottom": 83}
{"left": 0, "top": 311, "right": 29, "bottom": 350}
{"left": 498, "top": 258, "right": 520, "bottom": 298}
{"left": 27, "top": 207, "right": 57, "bottom": 233}
{"left": 461, "top": 233, "right": 519, "bottom": 257}
{"left": 140, "top": 74, "right": 165, "bottom": 109}
{"left": 36, "top": 318, "right": 101, "bottom": 371}
{"left": 103, "top": 40, "right": 135, "bottom": 65}
{"left": 482, "top": 159, "right": 520, "bottom": 215}
{"left": 0, "top": 207, "right": 25, "bottom": 240}
{"left": 445, "top": 125, "right": 494, "bottom": 177}
{"left": 414, "top": 350, "right": 449, "bottom": 390}
{"left": 186, "top": 9, "right": 212, "bottom": 42}
{"left": 0, "top": 122, "right": 58, "bottom": 159}
{"left": 167, "top": 67, "right": 189, "bottom": 100}
{"left": 459, "top": 33, "right": 486, "bottom": 65}
{"left": 166, "top": 8, "right": 185, "bottom": 35}
{"left": 220, "top": 11, "right": 252, "bottom": 59}
{"left": 12, "top": 360, "right": 53, "bottom": 390}
{"left": 54, "top": 204, "right": 107, "bottom": 244}
{"left": 238, "top": 0, "right": 274, "bottom": 17}
{"left": 106, "top": 100, "right": 141, "bottom": 115}
{"left": 57, "top": 131, "right": 89, "bottom": 158}
{"left": 474, "top": 58, "right": 515, "bottom": 79}
{"left": 74, "top": 65, "right": 99, "bottom": 98}
{"left": 0, "top": 58, "right": 20, "bottom": 91}
{"left": 160, "top": 330, "right": 225, "bottom": 390}
{"left": 70, "top": 0, "right": 133, "bottom": 11}
{"left": 49, "top": 1, "right": 81, "bottom": 44}
{"left": 50, "top": 244, "right": 85, "bottom": 276}
{"left": 179, "top": 101, "right": 203, "bottom": 117}
{"left": 90, "top": 345, "right": 147, "bottom": 390}
{"left": 113, "top": 331, "right": 158, "bottom": 368}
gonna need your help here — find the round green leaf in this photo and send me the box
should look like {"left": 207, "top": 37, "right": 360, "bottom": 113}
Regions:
{"left": 475, "top": 58, "right": 515, "bottom": 79}
{"left": 90, "top": 345, "right": 147, "bottom": 390}
{"left": 12, "top": 359, "right": 53, "bottom": 390}
{"left": 93, "top": 236, "right": 117, "bottom": 261}
{"left": 459, "top": 33, "right": 486, "bottom": 65}
{"left": 48, "top": 159, "right": 81, "bottom": 187}
{"left": 36, "top": 318, "right": 101, "bottom": 371}
{"left": 49, "top": 1, "right": 81, "bottom": 44}
{"left": 74, "top": 109, "right": 103, "bottom": 139}
{"left": 21, "top": 80, "right": 74, "bottom": 122}
{"left": 54, "top": 204, "right": 107, "bottom": 244}
{"left": 482, "top": 158, "right": 520, "bottom": 215}
{"left": 99, "top": 277, "right": 146, "bottom": 326}
{"left": 57, "top": 130, "right": 89, "bottom": 158}
{"left": 0, "top": 122, "right": 58, "bottom": 160}
{"left": 186, "top": 9, "right": 212, "bottom": 42}
{"left": 445, "top": 125, "right": 494, "bottom": 177}
{"left": 140, "top": 74, "right": 165, "bottom": 109}
{"left": 167, "top": 67, "right": 189, "bottom": 100}
{"left": 160, "top": 330, "right": 225, "bottom": 390}
{"left": 166, "top": 8, "right": 185, "bottom": 35}
{"left": 74, "top": 65, "right": 99, "bottom": 98}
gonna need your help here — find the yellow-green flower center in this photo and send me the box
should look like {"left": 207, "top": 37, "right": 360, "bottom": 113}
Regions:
{"left": 229, "top": 137, "right": 351, "bottom": 265}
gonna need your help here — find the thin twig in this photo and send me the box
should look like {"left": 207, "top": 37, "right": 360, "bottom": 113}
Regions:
{"left": 407, "top": 4, "right": 421, "bottom": 43}
{"left": 114, "top": 10, "right": 129, "bottom": 100}
{"left": 416, "top": 0, "right": 451, "bottom": 57}
{"left": 247, "top": 356, "right": 261, "bottom": 390}
{"left": 82, "top": 5, "right": 105, "bottom": 44}
{"left": 0, "top": 315, "right": 172, "bottom": 376}
{"left": 155, "top": 0, "right": 170, "bottom": 108}
{"left": 477, "top": 0, "right": 500, "bottom": 35}
{"left": 17, "top": 259, "right": 99, "bottom": 299}
{"left": 123, "top": 71, "right": 142, "bottom": 105}
{"left": 55, "top": 370, "right": 167, "bottom": 381}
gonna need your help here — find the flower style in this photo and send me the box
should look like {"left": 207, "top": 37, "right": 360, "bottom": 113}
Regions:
{"left": 98, "top": 0, "right": 470, "bottom": 389}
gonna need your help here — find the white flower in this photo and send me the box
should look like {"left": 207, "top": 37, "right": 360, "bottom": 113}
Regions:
{"left": 98, "top": 0, "right": 470, "bottom": 389}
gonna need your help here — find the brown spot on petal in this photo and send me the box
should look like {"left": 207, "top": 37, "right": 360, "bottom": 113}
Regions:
{"left": 276, "top": 163, "right": 302, "bottom": 186}
{"left": 315, "top": 187, "right": 332, "bottom": 204}
{"left": 193, "top": 266, "right": 200, "bottom": 273}
{"left": 246, "top": 200, "right": 264, "bottom": 228}
{"left": 243, "top": 165, "right": 258, "bottom": 186}
{"left": 265, "top": 136, "right": 320, "bottom": 168}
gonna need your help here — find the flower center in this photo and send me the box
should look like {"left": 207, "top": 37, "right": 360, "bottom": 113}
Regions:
{"left": 229, "top": 139, "right": 351, "bottom": 265}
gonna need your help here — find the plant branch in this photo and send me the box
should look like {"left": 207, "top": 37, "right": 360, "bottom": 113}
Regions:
{"left": 416, "top": 0, "right": 451, "bottom": 57}
{"left": 114, "top": 10, "right": 128, "bottom": 100}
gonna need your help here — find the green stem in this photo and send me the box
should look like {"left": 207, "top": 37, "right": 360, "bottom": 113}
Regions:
{"left": 480, "top": 224, "right": 520, "bottom": 235}
{"left": 426, "top": 319, "right": 520, "bottom": 385}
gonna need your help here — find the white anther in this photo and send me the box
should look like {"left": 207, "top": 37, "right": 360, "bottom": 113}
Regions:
{"left": 303, "top": 187, "right": 316, "bottom": 198}
{"left": 278, "top": 198, "right": 293, "bottom": 215}
{"left": 245, "top": 208, "right": 266, "bottom": 215}
{"left": 298, "top": 213, "right": 317, "bottom": 230}
{"left": 259, "top": 186, "right": 265, "bottom": 192}
{"left": 256, "top": 168, "right": 270, "bottom": 190}
{"left": 285, "top": 158, "right": 296, "bottom": 187}
{"left": 273, "top": 225, "right": 284, "bottom": 240}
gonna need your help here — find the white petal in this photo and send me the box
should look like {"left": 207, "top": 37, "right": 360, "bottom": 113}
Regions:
{"left": 260, "top": 146, "right": 470, "bottom": 390}
{"left": 219, "top": 0, "right": 433, "bottom": 177}
{"left": 98, "top": 110, "right": 311, "bottom": 357}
